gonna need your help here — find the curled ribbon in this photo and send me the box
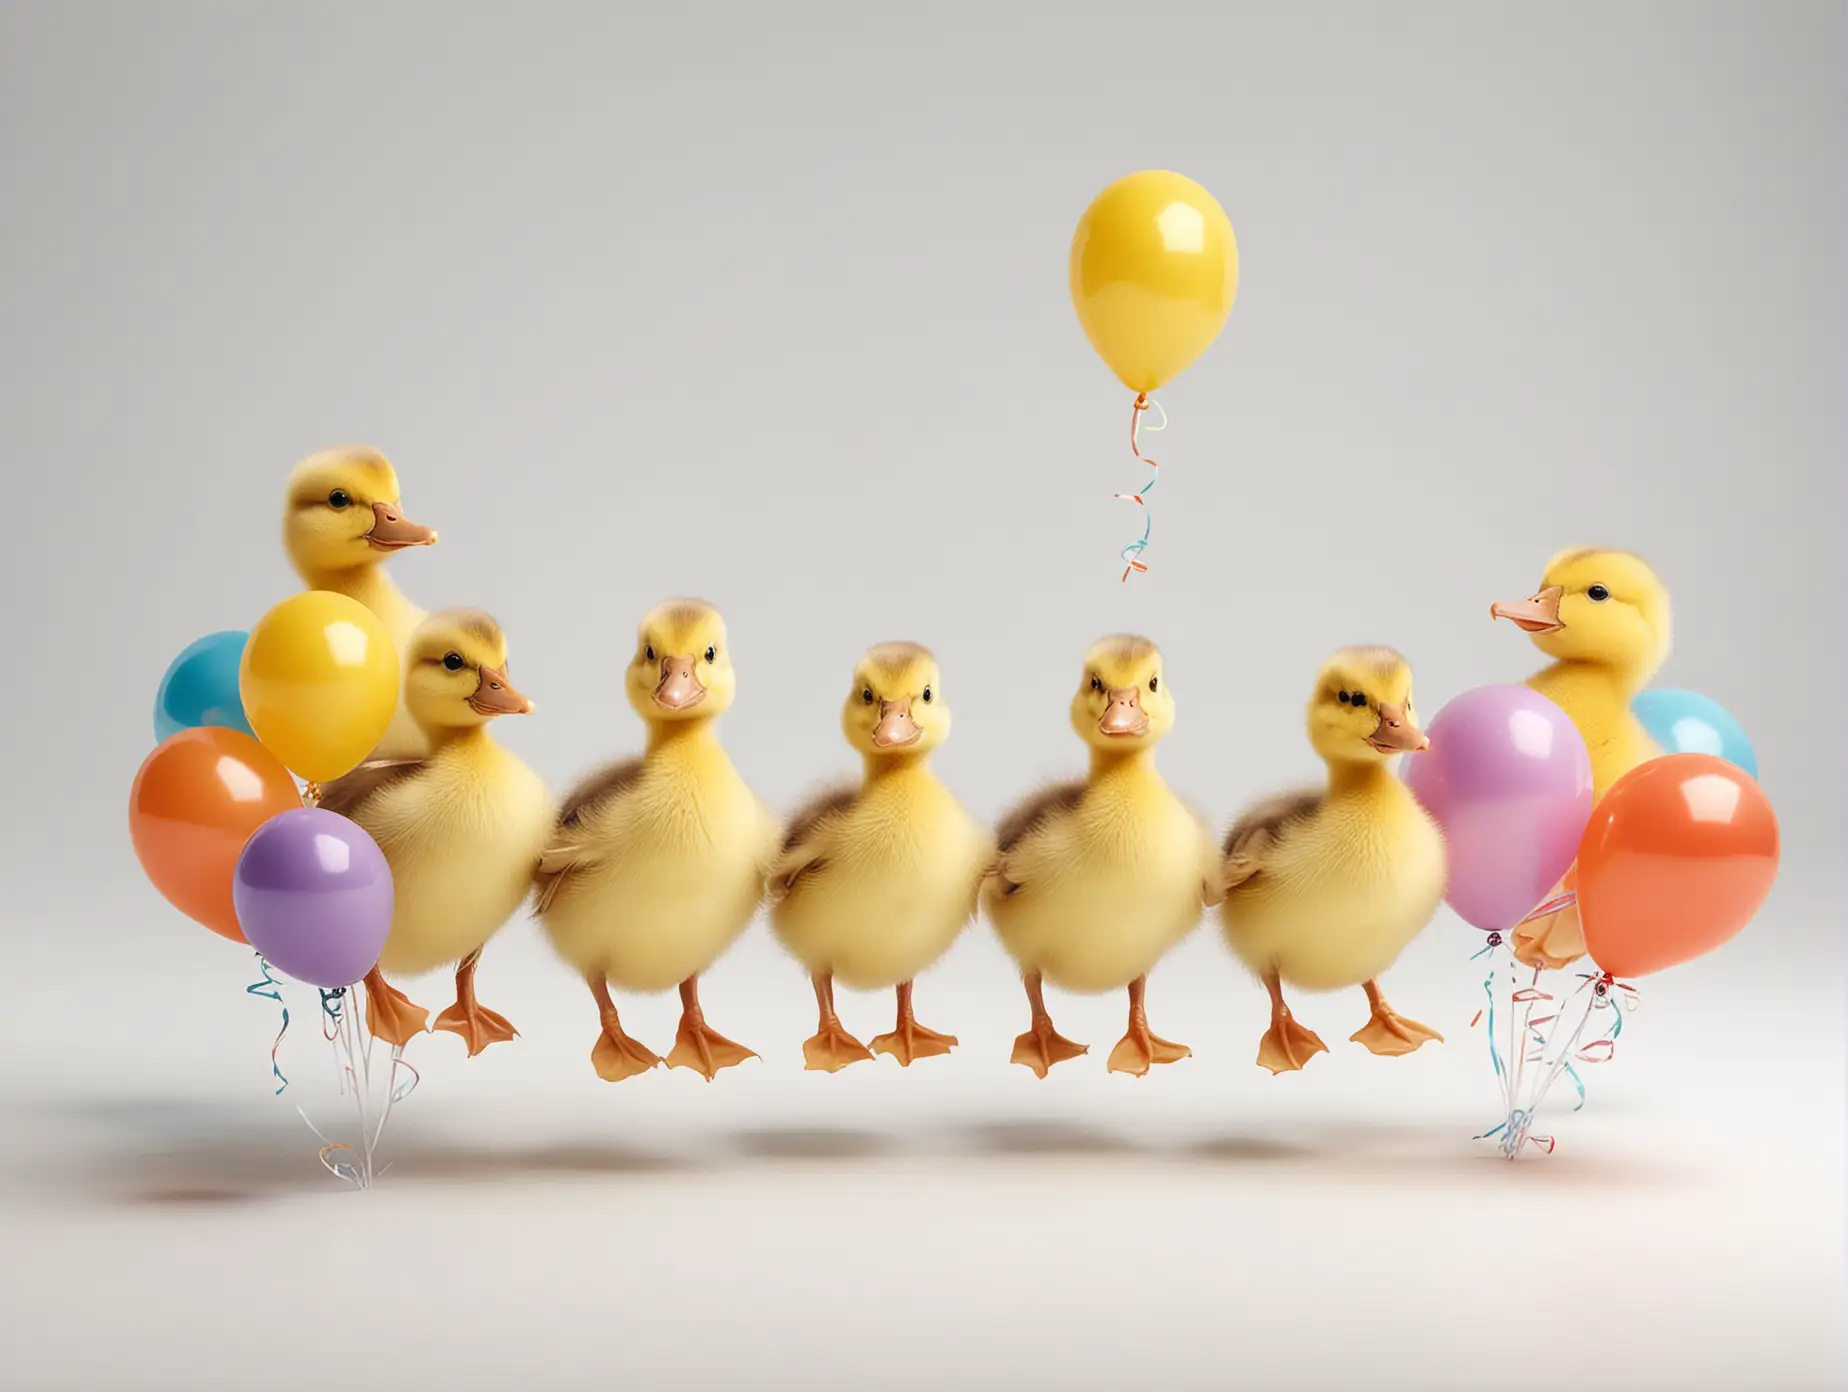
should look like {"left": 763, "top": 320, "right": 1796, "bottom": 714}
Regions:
{"left": 1111, "top": 394, "right": 1165, "bottom": 581}
{"left": 244, "top": 952, "right": 290, "bottom": 1094}
{"left": 1476, "top": 1109, "right": 1556, "bottom": 1157}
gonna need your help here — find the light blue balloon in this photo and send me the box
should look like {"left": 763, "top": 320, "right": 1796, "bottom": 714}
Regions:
{"left": 1633, "top": 688, "right": 1758, "bottom": 779}
{"left": 154, "top": 631, "right": 254, "bottom": 743}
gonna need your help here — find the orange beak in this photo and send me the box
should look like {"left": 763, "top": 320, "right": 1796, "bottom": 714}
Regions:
{"left": 1490, "top": 585, "right": 1565, "bottom": 634}
{"left": 872, "top": 697, "right": 923, "bottom": 749}
{"left": 1098, "top": 686, "right": 1149, "bottom": 738}
{"left": 1368, "top": 702, "right": 1429, "bottom": 754}
{"left": 653, "top": 656, "right": 707, "bottom": 711}
{"left": 469, "top": 664, "right": 533, "bottom": 716}
{"left": 365, "top": 501, "right": 437, "bottom": 551}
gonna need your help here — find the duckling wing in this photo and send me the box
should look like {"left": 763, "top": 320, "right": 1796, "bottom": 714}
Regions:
{"left": 989, "top": 780, "right": 1086, "bottom": 895}
{"left": 1221, "top": 789, "right": 1323, "bottom": 894}
{"left": 767, "top": 782, "right": 859, "bottom": 903}
{"left": 532, "top": 757, "right": 646, "bottom": 914}
{"left": 315, "top": 758, "right": 428, "bottom": 833}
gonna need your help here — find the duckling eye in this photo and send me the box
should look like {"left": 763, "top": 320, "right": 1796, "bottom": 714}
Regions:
{"left": 1587, "top": 584, "right": 1611, "bottom": 603}
{"left": 862, "top": 688, "right": 875, "bottom": 704}
{"left": 1149, "top": 676, "right": 1159, "bottom": 693}
{"left": 921, "top": 686, "right": 933, "bottom": 704}
{"left": 327, "top": 489, "right": 351, "bottom": 510}
{"left": 704, "top": 645, "right": 717, "bottom": 663}
{"left": 1090, "top": 675, "right": 1103, "bottom": 693}
{"left": 645, "top": 645, "right": 656, "bottom": 663}
{"left": 442, "top": 652, "right": 464, "bottom": 671}
{"left": 1337, "top": 691, "right": 1351, "bottom": 704}
{"left": 1351, "top": 691, "right": 1367, "bottom": 708}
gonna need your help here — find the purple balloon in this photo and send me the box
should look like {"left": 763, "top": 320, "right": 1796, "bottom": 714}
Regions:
{"left": 1404, "top": 684, "right": 1593, "bottom": 934}
{"left": 232, "top": 808, "right": 393, "bottom": 989}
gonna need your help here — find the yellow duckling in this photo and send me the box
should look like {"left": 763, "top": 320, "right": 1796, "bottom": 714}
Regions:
{"left": 534, "top": 599, "right": 779, "bottom": 1083}
{"left": 283, "top": 446, "right": 438, "bottom": 761}
{"left": 983, "top": 635, "right": 1221, "bottom": 1079}
{"left": 315, "top": 609, "right": 546, "bottom": 1055}
{"left": 1491, "top": 548, "right": 1672, "bottom": 966}
{"left": 1219, "top": 647, "right": 1445, "bottom": 1073}
{"left": 768, "top": 643, "right": 992, "bottom": 1072}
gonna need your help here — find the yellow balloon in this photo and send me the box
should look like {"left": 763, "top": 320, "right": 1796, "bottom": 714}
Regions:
{"left": 1070, "top": 170, "right": 1239, "bottom": 396}
{"left": 239, "top": 591, "right": 400, "bottom": 784}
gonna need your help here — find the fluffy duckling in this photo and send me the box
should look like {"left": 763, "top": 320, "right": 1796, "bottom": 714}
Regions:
{"left": 283, "top": 446, "right": 437, "bottom": 761}
{"left": 534, "top": 599, "right": 779, "bottom": 1083}
{"left": 983, "top": 635, "right": 1221, "bottom": 1079}
{"left": 1491, "top": 548, "right": 1672, "bottom": 966}
{"left": 315, "top": 609, "right": 546, "bottom": 1054}
{"left": 768, "top": 643, "right": 992, "bottom": 1072}
{"left": 1220, "top": 647, "right": 1444, "bottom": 1073}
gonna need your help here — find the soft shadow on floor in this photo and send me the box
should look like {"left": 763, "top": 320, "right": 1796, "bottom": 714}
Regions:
{"left": 726, "top": 1126, "right": 895, "bottom": 1161}
{"left": 959, "top": 1119, "right": 1146, "bottom": 1157}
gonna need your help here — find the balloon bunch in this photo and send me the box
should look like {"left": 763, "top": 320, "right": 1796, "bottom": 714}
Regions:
{"left": 130, "top": 592, "right": 409, "bottom": 1186}
{"left": 1070, "top": 170, "right": 1239, "bottom": 582}
{"left": 1405, "top": 685, "right": 1777, "bottom": 1157}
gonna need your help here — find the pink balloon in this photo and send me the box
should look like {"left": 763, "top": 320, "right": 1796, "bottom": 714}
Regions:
{"left": 1404, "top": 684, "right": 1593, "bottom": 934}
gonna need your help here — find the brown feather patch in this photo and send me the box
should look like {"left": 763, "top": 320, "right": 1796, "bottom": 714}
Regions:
{"left": 315, "top": 759, "right": 428, "bottom": 821}
{"left": 556, "top": 757, "right": 648, "bottom": 829}
{"left": 1223, "top": 788, "right": 1323, "bottom": 859}
{"left": 780, "top": 782, "right": 860, "bottom": 853}
{"left": 995, "top": 780, "right": 1087, "bottom": 853}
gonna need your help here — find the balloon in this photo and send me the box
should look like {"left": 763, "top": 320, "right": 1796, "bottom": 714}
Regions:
{"left": 1070, "top": 170, "right": 1239, "bottom": 395}
{"left": 1404, "top": 684, "right": 1594, "bottom": 934}
{"left": 154, "top": 630, "right": 253, "bottom": 743}
{"left": 1576, "top": 754, "right": 1778, "bottom": 978}
{"left": 1633, "top": 688, "right": 1758, "bottom": 778}
{"left": 239, "top": 591, "right": 400, "bottom": 783}
{"left": 128, "top": 727, "right": 305, "bottom": 943}
{"left": 233, "top": 808, "right": 394, "bottom": 989}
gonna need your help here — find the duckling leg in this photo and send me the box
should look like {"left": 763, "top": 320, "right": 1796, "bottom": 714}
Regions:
{"left": 666, "top": 976, "right": 759, "bottom": 1082}
{"left": 1256, "top": 968, "right": 1327, "bottom": 1074}
{"left": 1349, "top": 979, "right": 1444, "bottom": 1056}
{"left": 587, "top": 974, "right": 662, "bottom": 1082}
{"left": 1009, "top": 970, "right": 1088, "bottom": 1079}
{"left": 1106, "top": 975, "right": 1192, "bottom": 1077}
{"left": 1511, "top": 875, "right": 1586, "bottom": 970}
{"left": 432, "top": 948, "right": 518, "bottom": 1057}
{"left": 803, "top": 971, "right": 874, "bottom": 1073}
{"left": 870, "top": 980, "right": 957, "bottom": 1067}
{"left": 361, "top": 967, "right": 429, "bottom": 1047}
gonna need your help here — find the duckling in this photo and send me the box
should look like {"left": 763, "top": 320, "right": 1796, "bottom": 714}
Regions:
{"left": 1491, "top": 548, "right": 1672, "bottom": 966}
{"left": 768, "top": 643, "right": 992, "bottom": 1072}
{"left": 533, "top": 599, "right": 778, "bottom": 1083}
{"left": 283, "top": 446, "right": 438, "bottom": 760}
{"left": 314, "top": 609, "right": 547, "bottom": 1054}
{"left": 983, "top": 635, "right": 1221, "bottom": 1079}
{"left": 1219, "top": 646, "right": 1444, "bottom": 1074}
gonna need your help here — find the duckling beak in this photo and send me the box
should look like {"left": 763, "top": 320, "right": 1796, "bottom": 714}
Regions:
{"left": 1490, "top": 585, "right": 1565, "bottom": 634}
{"left": 1368, "top": 702, "right": 1429, "bottom": 754}
{"left": 1098, "top": 686, "right": 1150, "bottom": 738}
{"left": 653, "top": 656, "right": 707, "bottom": 711}
{"left": 872, "top": 697, "right": 923, "bottom": 749}
{"left": 365, "top": 501, "right": 438, "bottom": 551}
{"left": 469, "top": 664, "right": 534, "bottom": 716}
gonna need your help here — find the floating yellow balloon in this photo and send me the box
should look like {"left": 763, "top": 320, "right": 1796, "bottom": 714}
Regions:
{"left": 239, "top": 591, "right": 400, "bottom": 784}
{"left": 1070, "top": 170, "right": 1239, "bottom": 396}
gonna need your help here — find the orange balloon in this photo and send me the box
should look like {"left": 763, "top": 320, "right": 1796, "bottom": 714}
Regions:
{"left": 129, "top": 727, "right": 304, "bottom": 942}
{"left": 1576, "top": 754, "right": 1779, "bottom": 979}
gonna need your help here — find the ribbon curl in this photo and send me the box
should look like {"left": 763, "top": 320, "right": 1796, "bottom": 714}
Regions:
{"left": 1111, "top": 394, "right": 1165, "bottom": 581}
{"left": 244, "top": 952, "right": 290, "bottom": 1094}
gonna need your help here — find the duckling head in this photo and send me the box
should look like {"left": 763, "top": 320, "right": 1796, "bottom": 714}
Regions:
{"left": 841, "top": 642, "right": 950, "bottom": 758}
{"left": 1307, "top": 646, "right": 1429, "bottom": 767}
{"left": 628, "top": 598, "right": 735, "bottom": 724}
{"left": 404, "top": 609, "right": 533, "bottom": 735}
{"left": 1491, "top": 548, "right": 1671, "bottom": 680}
{"left": 283, "top": 446, "right": 437, "bottom": 583}
{"left": 1070, "top": 634, "right": 1174, "bottom": 753}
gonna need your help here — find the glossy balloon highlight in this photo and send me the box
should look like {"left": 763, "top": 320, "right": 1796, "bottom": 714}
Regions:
{"left": 233, "top": 808, "right": 395, "bottom": 989}
{"left": 239, "top": 591, "right": 401, "bottom": 783}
